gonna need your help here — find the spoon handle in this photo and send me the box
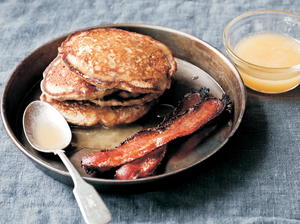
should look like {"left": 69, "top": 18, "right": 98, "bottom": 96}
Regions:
{"left": 57, "top": 151, "right": 112, "bottom": 224}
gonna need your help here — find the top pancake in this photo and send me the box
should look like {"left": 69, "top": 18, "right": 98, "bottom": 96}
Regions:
{"left": 42, "top": 56, "right": 161, "bottom": 105}
{"left": 59, "top": 28, "right": 176, "bottom": 93}
{"left": 41, "top": 56, "right": 114, "bottom": 101}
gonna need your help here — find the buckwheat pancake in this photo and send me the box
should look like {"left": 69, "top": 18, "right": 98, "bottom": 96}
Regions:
{"left": 89, "top": 92, "right": 161, "bottom": 107}
{"left": 41, "top": 94, "right": 153, "bottom": 127}
{"left": 59, "top": 28, "right": 176, "bottom": 93}
{"left": 40, "top": 28, "right": 176, "bottom": 126}
{"left": 41, "top": 56, "right": 114, "bottom": 101}
{"left": 42, "top": 56, "right": 162, "bottom": 106}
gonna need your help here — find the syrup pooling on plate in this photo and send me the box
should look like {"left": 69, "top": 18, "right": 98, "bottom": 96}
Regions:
{"left": 71, "top": 125, "right": 143, "bottom": 150}
{"left": 70, "top": 104, "right": 175, "bottom": 151}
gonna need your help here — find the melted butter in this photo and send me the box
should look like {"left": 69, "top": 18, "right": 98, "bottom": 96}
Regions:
{"left": 34, "top": 121, "right": 66, "bottom": 150}
{"left": 235, "top": 33, "right": 300, "bottom": 68}
{"left": 234, "top": 32, "right": 300, "bottom": 93}
{"left": 71, "top": 124, "right": 143, "bottom": 150}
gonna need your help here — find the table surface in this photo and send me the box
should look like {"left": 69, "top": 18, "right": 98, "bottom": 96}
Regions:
{"left": 1, "top": 0, "right": 300, "bottom": 223}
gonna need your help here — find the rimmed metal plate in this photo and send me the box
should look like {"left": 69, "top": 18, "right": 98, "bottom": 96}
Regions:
{"left": 1, "top": 24, "right": 246, "bottom": 191}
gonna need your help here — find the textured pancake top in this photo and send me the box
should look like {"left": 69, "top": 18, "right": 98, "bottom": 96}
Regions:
{"left": 41, "top": 56, "right": 113, "bottom": 101}
{"left": 59, "top": 28, "right": 176, "bottom": 93}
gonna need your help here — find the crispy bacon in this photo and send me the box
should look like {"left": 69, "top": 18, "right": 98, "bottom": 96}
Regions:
{"left": 113, "top": 92, "right": 204, "bottom": 179}
{"left": 176, "top": 91, "right": 205, "bottom": 115}
{"left": 81, "top": 93, "right": 225, "bottom": 171}
{"left": 114, "top": 145, "right": 167, "bottom": 180}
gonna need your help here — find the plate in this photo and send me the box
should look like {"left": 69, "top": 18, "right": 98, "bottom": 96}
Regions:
{"left": 1, "top": 24, "right": 246, "bottom": 191}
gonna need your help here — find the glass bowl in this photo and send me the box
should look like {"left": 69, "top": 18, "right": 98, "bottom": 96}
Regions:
{"left": 223, "top": 9, "right": 300, "bottom": 94}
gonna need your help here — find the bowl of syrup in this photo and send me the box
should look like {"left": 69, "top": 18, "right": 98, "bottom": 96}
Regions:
{"left": 224, "top": 9, "right": 300, "bottom": 94}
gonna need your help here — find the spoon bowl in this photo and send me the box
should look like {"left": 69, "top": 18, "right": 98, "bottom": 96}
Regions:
{"left": 22, "top": 101, "right": 112, "bottom": 224}
{"left": 23, "top": 101, "right": 71, "bottom": 153}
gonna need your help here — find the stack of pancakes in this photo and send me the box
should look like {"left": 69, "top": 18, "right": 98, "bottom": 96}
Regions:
{"left": 41, "top": 28, "right": 176, "bottom": 126}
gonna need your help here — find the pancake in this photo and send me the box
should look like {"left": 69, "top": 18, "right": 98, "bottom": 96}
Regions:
{"left": 42, "top": 57, "right": 161, "bottom": 105}
{"left": 89, "top": 92, "right": 161, "bottom": 107}
{"left": 41, "top": 94, "right": 153, "bottom": 127}
{"left": 41, "top": 56, "right": 115, "bottom": 101}
{"left": 59, "top": 28, "right": 176, "bottom": 93}
{"left": 40, "top": 28, "right": 176, "bottom": 127}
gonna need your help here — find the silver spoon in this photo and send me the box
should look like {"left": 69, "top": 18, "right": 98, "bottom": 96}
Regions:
{"left": 23, "top": 101, "right": 112, "bottom": 224}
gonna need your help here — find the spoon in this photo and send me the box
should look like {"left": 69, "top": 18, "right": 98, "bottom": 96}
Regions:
{"left": 23, "top": 101, "right": 112, "bottom": 224}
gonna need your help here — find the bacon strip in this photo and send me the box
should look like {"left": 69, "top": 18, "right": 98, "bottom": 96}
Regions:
{"left": 82, "top": 95, "right": 225, "bottom": 171}
{"left": 113, "top": 92, "right": 204, "bottom": 180}
{"left": 114, "top": 145, "right": 167, "bottom": 180}
{"left": 176, "top": 91, "right": 205, "bottom": 115}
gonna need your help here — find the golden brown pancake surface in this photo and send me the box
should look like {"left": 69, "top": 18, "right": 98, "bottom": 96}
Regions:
{"left": 42, "top": 57, "right": 161, "bottom": 105}
{"left": 59, "top": 28, "right": 176, "bottom": 93}
{"left": 41, "top": 94, "right": 153, "bottom": 127}
{"left": 41, "top": 56, "right": 114, "bottom": 101}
